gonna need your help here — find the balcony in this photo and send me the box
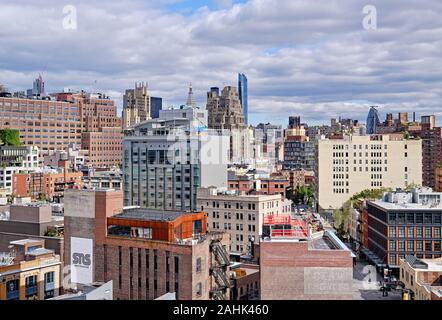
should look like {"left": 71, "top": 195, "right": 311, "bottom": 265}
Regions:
{"left": 6, "top": 290, "right": 19, "bottom": 300}
{"left": 25, "top": 285, "right": 38, "bottom": 298}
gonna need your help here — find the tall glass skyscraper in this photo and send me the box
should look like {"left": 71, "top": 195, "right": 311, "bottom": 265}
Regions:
{"left": 366, "top": 106, "right": 381, "bottom": 134}
{"left": 238, "top": 73, "right": 248, "bottom": 125}
{"left": 150, "top": 97, "right": 162, "bottom": 119}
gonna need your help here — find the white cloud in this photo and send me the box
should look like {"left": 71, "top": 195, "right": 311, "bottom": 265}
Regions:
{"left": 0, "top": 0, "right": 441, "bottom": 126}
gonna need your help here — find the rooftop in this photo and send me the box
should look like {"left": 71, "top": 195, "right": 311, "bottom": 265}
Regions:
{"left": 370, "top": 199, "right": 442, "bottom": 211}
{"left": 9, "top": 239, "right": 42, "bottom": 246}
{"left": 404, "top": 255, "right": 442, "bottom": 272}
{"left": 113, "top": 208, "right": 194, "bottom": 222}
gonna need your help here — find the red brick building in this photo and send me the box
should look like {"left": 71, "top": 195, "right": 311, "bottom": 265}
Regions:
{"left": 81, "top": 127, "right": 122, "bottom": 168}
{"left": 64, "top": 189, "right": 231, "bottom": 300}
{"left": 260, "top": 230, "right": 354, "bottom": 300}
{"left": 13, "top": 167, "right": 82, "bottom": 200}
{"left": 0, "top": 93, "right": 123, "bottom": 168}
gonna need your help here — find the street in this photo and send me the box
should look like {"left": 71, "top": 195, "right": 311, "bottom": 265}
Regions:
{"left": 352, "top": 258, "right": 403, "bottom": 300}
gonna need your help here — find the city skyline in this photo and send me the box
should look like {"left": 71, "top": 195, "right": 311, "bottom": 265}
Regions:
{"left": 1, "top": 0, "right": 441, "bottom": 126}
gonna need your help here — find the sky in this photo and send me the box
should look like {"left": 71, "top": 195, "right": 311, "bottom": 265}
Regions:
{"left": 0, "top": 0, "right": 441, "bottom": 126}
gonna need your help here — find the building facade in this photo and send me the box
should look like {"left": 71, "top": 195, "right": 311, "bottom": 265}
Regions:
{"left": 316, "top": 134, "right": 422, "bottom": 210}
{"left": 399, "top": 256, "right": 442, "bottom": 300}
{"left": 260, "top": 230, "right": 354, "bottom": 300}
{"left": 123, "top": 82, "right": 150, "bottom": 129}
{"left": 366, "top": 106, "right": 381, "bottom": 134}
{"left": 366, "top": 188, "right": 442, "bottom": 270}
{"left": 63, "top": 189, "right": 231, "bottom": 300}
{"left": 238, "top": 74, "right": 248, "bottom": 125}
{"left": 0, "top": 239, "right": 61, "bottom": 300}
{"left": 150, "top": 97, "right": 163, "bottom": 119}
{"left": 123, "top": 107, "right": 229, "bottom": 211}
{"left": 197, "top": 188, "right": 285, "bottom": 255}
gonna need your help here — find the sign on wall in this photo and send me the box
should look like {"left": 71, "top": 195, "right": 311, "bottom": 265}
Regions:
{"left": 71, "top": 237, "right": 93, "bottom": 285}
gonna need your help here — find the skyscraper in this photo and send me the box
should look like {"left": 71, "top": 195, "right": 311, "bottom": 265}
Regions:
{"left": 238, "top": 73, "right": 248, "bottom": 125}
{"left": 186, "top": 82, "right": 196, "bottom": 108}
{"left": 366, "top": 106, "right": 380, "bottom": 134}
{"left": 122, "top": 82, "right": 150, "bottom": 128}
{"left": 32, "top": 74, "right": 45, "bottom": 96}
{"left": 207, "top": 86, "right": 245, "bottom": 130}
{"left": 150, "top": 96, "right": 163, "bottom": 119}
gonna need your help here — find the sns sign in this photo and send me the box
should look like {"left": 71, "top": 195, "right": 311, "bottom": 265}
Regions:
{"left": 71, "top": 237, "right": 93, "bottom": 284}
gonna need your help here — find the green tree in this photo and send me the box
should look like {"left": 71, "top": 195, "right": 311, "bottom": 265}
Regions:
{"left": 0, "top": 129, "right": 21, "bottom": 146}
{"left": 333, "top": 188, "right": 390, "bottom": 240}
{"left": 37, "top": 193, "right": 47, "bottom": 201}
{"left": 286, "top": 183, "right": 315, "bottom": 206}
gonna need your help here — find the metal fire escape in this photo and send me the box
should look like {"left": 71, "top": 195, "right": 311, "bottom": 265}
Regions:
{"left": 210, "top": 234, "right": 231, "bottom": 300}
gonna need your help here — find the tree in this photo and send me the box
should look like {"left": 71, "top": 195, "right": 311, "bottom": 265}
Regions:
{"left": 0, "top": 129, "right": 21, "bottom": 146}
{"left": 286, "top": 183, "right": 315, "bottom": 207}
{"left": 333, "top": 188, "right": 390, "bottom": 240}
{"left": 37, "top": 193, "right": 47, "bottom": 201}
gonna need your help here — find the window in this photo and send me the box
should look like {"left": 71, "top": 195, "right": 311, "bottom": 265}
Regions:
{"left": 398, "top": 227, "right": 405, "bottom": 237}
{"left": 407, "top": 241, "right": 414, "bottom": 251}
{"left": 435, "top": 227, "right": 441, "bottom": 238}
{"left": 389, "top": 228, "right": 396, "bottom": 237}
{"left": 425, "top": 227, "right": 432, "bottom": 238}
{"left": 425, "top": 242, "right": 432, "bottom": 252}
{"left": 389, "top": 241, "right": 396, "bottom": 251}
{"left": 416, "top": 228, "right": 423, "bottom": 238}
{"left": 389, "top": 254, "right": 396, "bottom": 265}
{"left": 407, "top": 228, "right": 414, "bottom": 238}
{"left": 196, "top": 257, "right": 202, "bottom": 273}
{"left": 416, "top": 241, "right": 423, "bottom": 252}
{"left": 196, "top": 283, "right": 202, "bottom": 297}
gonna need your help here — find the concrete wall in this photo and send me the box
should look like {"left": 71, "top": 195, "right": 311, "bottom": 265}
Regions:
{"left": 10, "top": 205, "right": 52, "bottom": 223}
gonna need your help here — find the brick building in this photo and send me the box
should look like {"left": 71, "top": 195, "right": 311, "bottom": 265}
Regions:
{"left": 64, "top": 189, "right": 231, "bottom": 300}
{"left": 0, "top": 239, "right": 61, "bottom": 300}
{"left": 13, "top": 166, "right": 82, "bottom": 200}
{"left": 0, "top": 93, "right": 123, "bottom": 167}
{"left": 436, "top": 167, "right": 442, "bottom": 192}
{"left": 365, "top": 188, "right": 442, "bottom": 272}
{"left": 260, "top": 230, "right": 354, "bottom": 300}
{"left": 81, "top": 127, "right": 122, "bottom": 168}
{"left": 197, "top": 187, "right": 288, "bottom": 255}
{"left": 400, "top": 256, "right": 442, "bottom": 300}
{"left": 230, "top": 263, "right": 260, "bottom": 300}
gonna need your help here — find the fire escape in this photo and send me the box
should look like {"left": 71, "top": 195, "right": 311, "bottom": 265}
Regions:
{"left": 210, "top": 234, "right": 230, "bottom": 300}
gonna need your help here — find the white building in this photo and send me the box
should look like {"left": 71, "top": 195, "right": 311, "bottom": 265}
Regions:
{"left": 43, "top": 143, "right": 87, "bottom": 170}
{"left": 0, "top": 146, "right": 39, "bottom": 194}
{"left": 123, "top": 106, "right": 230, "bottom": 211}
{"left": 316, "top": 134, "right": 422, "bottom": 210}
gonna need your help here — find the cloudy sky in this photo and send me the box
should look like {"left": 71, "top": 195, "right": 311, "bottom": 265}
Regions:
{"left": 1, "top": 0, "right": 441, "bottom": 126}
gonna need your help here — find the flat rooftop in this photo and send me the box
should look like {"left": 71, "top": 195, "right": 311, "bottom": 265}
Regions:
{"left": 10, "top": 239, "right": 42, "bottom": 246}
{"left": 370, "top": 200, "right": 442, "bottom": 211}
{"left": 112, "top": 208, "right": 193, "bottom": 222}
{"left": 309, "top": 236, "right": 339, "bottom": 250}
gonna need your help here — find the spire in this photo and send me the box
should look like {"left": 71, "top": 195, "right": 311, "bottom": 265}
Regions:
{"left": 186, "top": 82, "right": 196, "bottom": 108}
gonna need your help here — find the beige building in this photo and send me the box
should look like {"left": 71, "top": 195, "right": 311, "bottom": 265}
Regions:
{"left": 123, "top": 82, "right": 150, "bottom": 129}
{"left": 316, "top": 134, "right": 422, "bottom": 210}
{"left": 399, "top": 256, "right": 442, "bottom": 300}
{"left": 0, "top": 239, "right": 61, "bottom": 300}
{"left": 197, "top": 187, "right": 289, "bottom": 255}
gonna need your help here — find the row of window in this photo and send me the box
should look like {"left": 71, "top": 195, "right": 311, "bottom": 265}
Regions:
{"left": 389, "top": 240, "right": 441, "bottom": 251}
{"left": 389, "top": 226, "right": 441, "bottom": 238}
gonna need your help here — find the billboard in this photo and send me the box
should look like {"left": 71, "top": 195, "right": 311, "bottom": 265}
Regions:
{"left": 71, "top": 237, "right": 93, "bottom": 285}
